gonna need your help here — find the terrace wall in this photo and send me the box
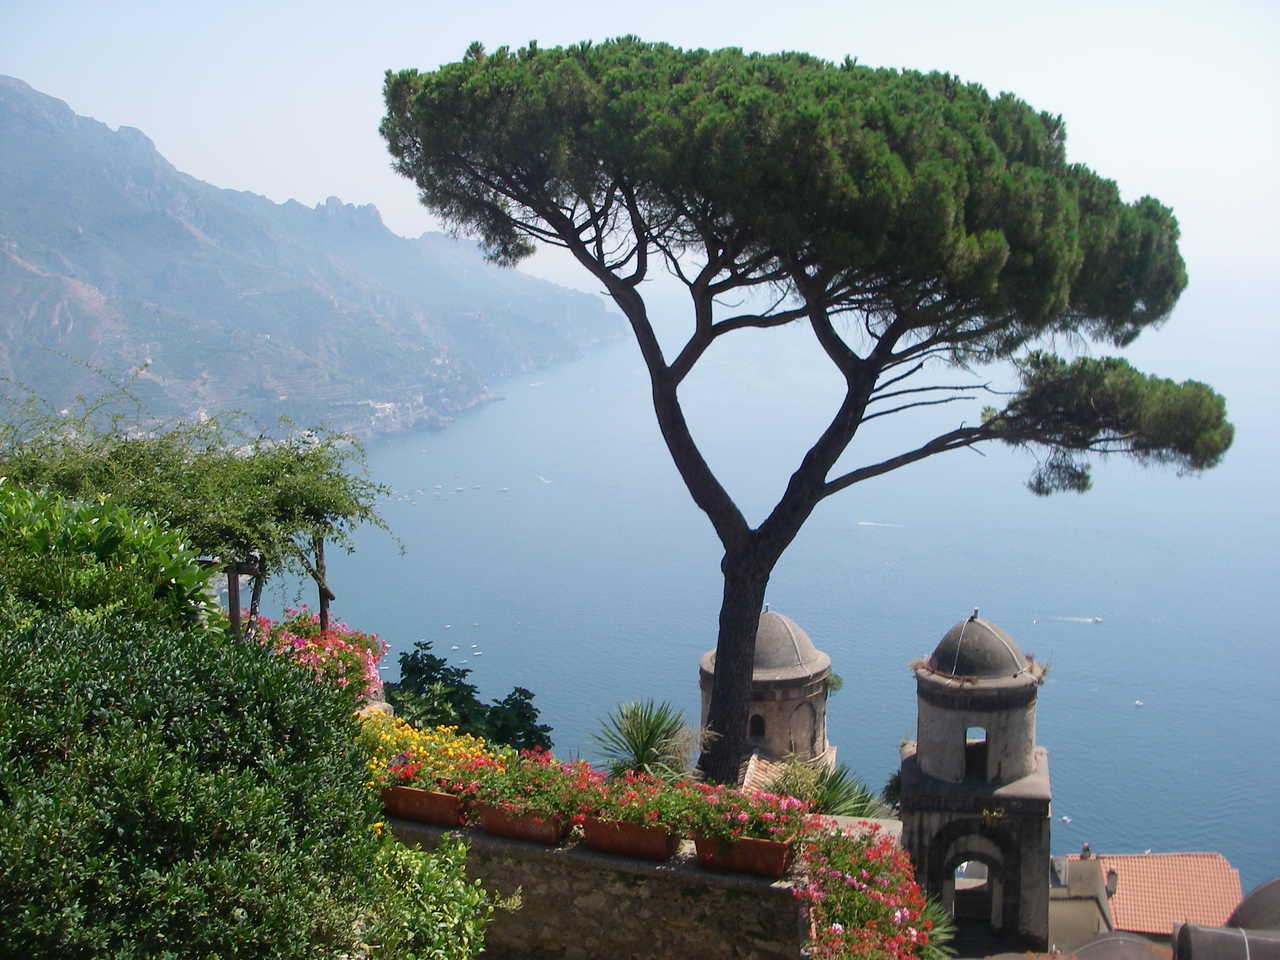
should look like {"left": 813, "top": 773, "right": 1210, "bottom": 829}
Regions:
{"left": 391, "top": 818, "right": 809, "bottom": 959}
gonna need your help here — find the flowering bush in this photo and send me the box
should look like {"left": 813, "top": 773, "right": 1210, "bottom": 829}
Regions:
{"left": 259, "top": 606, "right": 387, "bottom": 700}
{"left": 358, "top": 712, "right": 499, "bottom": 793}
{"left": 581, "top": 770, "right": 688, "bottom": 828}
{"left": 470, "top": 747, "right": 601, "bottom": 821}
{"left": 674, "top": 781, "right": 816, "bottom": 842}
{"left": 794, "top": 821, "right": 950, "bottom": 960}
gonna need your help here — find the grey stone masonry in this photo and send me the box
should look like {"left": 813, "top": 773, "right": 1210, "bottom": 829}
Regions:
{"left": 391, "top": 818, "right": 809, "bottom": 959}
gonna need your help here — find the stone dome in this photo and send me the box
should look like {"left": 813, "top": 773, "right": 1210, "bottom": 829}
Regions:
{"left": 699, "top": 610, "right": 830, "bottom": 683}
{"left": 1228, "top": 876, "right": 1280, "bottom": 929}
{"left": 926, "top": 613, "right": 1027, "bottom": 680}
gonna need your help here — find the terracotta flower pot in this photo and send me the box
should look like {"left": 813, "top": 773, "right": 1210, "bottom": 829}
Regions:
{"left": 581, "top": 817, "right": 680, "bottom": 861}
{"left": 693, "top": 834, "right": 793, "bottom": 878}
{"left": 381, "top": 785, "right": 465, "bottom": 827}
{"left": 472, "top": 803, "right": 569, "bottom": 845}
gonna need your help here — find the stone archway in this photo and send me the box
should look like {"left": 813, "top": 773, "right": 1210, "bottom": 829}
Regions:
{"left": 945, "top": 851, "right": 1004, "bottom": 932}
{"left": 789, "top": 702, "right": 816, "bottom": 757}
{"left": 925, "top": 820, "right": 1021, "bottom": 941}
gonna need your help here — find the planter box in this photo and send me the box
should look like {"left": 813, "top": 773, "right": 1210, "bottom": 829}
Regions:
{"left": 473, "top": 803, "right": 569, "bottom": 845}
{"left": 381, "top": 786, "right": 464, "bottom": 827}
{"left": 581, "top": 817, "right": 680, "bottom": 861}
{"left": 693, "top": 835, "right": 792, "bottom": 878}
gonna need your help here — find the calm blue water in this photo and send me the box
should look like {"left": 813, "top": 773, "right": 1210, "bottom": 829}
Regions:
{"left": 319, "top": 321, "right": 1277, "bottom": 892}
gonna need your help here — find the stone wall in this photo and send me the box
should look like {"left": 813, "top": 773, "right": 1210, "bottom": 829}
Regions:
{"left": 391, "top": 819, "right": 808, "bottom": 959}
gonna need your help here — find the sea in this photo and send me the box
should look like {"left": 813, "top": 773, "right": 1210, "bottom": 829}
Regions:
{"left": 316, "top": 316, "right": 1277, "bottom": 893}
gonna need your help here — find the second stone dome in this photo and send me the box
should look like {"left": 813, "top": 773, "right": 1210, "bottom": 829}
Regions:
{"left": 927, "top": 613, "right": 1028, "bottom": 679}
{"left": 699, "top": 609, "right": 831, "bottom": 682}
{"left": 750, "top": 610, "right": 830, "bottom": 681}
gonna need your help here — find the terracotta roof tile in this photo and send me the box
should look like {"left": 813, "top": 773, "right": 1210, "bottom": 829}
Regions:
{"left": 739, "top": 752, "right": 787, "bottom": 791}
{"left": 1067, "top": 852, "right": 1242, "bottom": 936}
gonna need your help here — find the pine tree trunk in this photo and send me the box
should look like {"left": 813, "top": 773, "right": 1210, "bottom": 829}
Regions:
{"left": 697, "top": 563, "right": 771, "bottom": 783}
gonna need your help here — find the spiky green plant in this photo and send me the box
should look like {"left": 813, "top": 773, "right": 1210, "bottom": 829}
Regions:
{"left": 919, "top": 897, "right": 957, "bottom": 960}
{"left": 592, "top": 700, "right": 690, "bottom": 779}
{"left": 767, "top": 759, "right": 887, "bottom": 818}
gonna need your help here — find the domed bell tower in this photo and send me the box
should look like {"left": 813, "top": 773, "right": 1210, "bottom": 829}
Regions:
{"left": 699, "top": 609, "right": 836, "bottom": 776}
{"left": 899, "top": 611, "right": 1051, "bottom": 951}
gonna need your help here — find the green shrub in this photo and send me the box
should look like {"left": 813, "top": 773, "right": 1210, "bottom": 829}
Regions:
{"left": 0, "top": 482, "right": 217, "bottom": 629}
{"left": 766, "top": 759, "right": 887, "bottom": 818}
{"left": 0, "top": 612, "right": 383, "bottom": 958}
{"left": 591, "top": 699, "right": 690, "bottom": 779}
{"left": 387, "top": 639, "right": 552, "bottom": 751}
{"left": 0, "top": 481, "right": 495, "bottom": 959}
{"left": 367, "top": 834, "right": 496, "bottom": 959}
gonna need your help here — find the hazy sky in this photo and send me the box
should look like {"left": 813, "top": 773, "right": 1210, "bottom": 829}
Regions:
{"left": 3, "top": 0, "right": 1277, "bottom": 397}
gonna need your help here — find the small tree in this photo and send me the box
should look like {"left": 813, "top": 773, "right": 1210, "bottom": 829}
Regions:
{"left": 0, "top": 412, "right": 388, "bottom": 636}
{"left": 381, "top": 39, "right": 1232, "bottom": 781}
{"left": 387, "top": 640, "right": 553, "bottom": 751}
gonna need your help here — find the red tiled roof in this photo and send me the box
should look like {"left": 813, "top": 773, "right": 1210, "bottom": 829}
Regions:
{"left": 1067, "top": 852, "right": 1242, "bottom": 936}
{"left": 739, "top": 752, "right": 787, "bottom": 791}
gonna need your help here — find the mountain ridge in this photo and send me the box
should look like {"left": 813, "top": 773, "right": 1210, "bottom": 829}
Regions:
{"left": 0, "top": 75, "right": 621, "bottom": 436}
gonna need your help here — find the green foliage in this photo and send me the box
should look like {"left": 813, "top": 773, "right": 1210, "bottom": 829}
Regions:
{"left": 0, "top": 610, "right": 382, "bottom": 958}
{"left": 918, "top": 897, "right": 957, "bottom": 960}
{"left": 0, "top": 476, "right": 492, "bottom": 960}
{"left": 990, "top": 352, "right": 1234, "bottom": 493}
{"left": 591, "top": 699, "right": 690, "bottom": 779}
{"left": 382, "top": 38, "right": 1187, "bottom": 350}
{"left": 0, "top": 412, "right": 388, "bottom": 585}
{"left": 0, "top": 482, "right": 217, "bottom": 629}
{"left": 387, "top": 640, "right": 552, "bottom": 751}
{"left": 882, "top": 770, "right": 902, "bottom": 809}
{"left": 366, "top": 834, "right": 496, "bottom": 960}
{"left": 766, "top": 760, "right": 887, "bottom": 818}
{"left": 259, "top": 606, "right": 387, "bottom": 701}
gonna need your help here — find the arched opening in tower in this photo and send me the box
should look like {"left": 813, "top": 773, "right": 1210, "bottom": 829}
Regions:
{"left": 964, "top": 727, "right": 988, "bottom": 781}
{"left": 946, "top": 853, "right": 1004, "bottom": 946}
{"left": 790, "top": 701, "right": 816, "bottom": 757}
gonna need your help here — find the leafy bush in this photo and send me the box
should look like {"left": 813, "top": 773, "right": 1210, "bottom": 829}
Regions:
{"left": 366, "top": 834, "right": 496, "bottom": 960}
{"left": 387, "top": 639, "right": 552, "bottom": 751}
{"left": 765, "top": 760, "right": 887, "bottom": 818}
{"left": 673, "top": 782, "right": 816, "bottom": 842}
{"left": 0, "top": 415, "right": 388, "bottom": 600}
{"left": 0, "top": 612, "right": 384, "bottom": 958}
{"left": 578, "top": 770, "right": 687, "bottom": 827}
{"left": 469, "top": 747, "right": 598, "bottom": 820}
{"left": 359, "top": 712, "right": 498, "bottom": 792}
{"left": 259, "top": 605, "right": 388, "bottom": 699}
{"left": 0, "top": 482, "right": 217, "bottom": 629}
{"left": 0, "top": 462, "right": 493, "bottom": 959}
{"left": 794, "top": 822, "right": 954, "bottom": 960}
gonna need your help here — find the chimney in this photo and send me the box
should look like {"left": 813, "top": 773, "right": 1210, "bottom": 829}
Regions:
{"left": 1105, "top": 869, "right": 1118, "bottom": 898}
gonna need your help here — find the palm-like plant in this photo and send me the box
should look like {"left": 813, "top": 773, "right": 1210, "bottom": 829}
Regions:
{"left": 919, "top": 897, "right": 957, "bottom": 960}
{"left": 766, "top": 760, "right": 887, "bottom": 818}
{"left": 592, "top": 700, "right": 689, "bottom": 779}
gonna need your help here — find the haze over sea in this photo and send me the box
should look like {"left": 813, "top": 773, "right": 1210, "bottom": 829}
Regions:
{"left": 322, "top": 310, "right": 1277, "bottom": 893}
